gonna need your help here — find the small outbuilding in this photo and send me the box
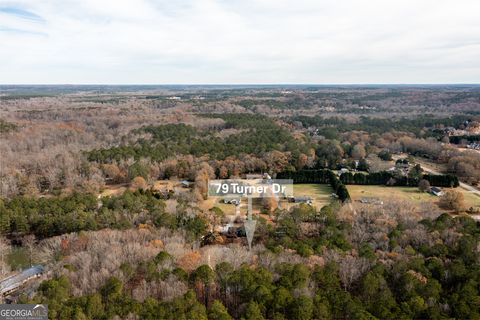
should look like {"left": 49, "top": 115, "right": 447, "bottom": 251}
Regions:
{"left": 430, "top": 187, "right": 444, "bottom": 197}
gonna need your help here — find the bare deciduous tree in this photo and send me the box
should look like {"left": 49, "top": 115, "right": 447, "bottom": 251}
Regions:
{"left": 0, "top": 237, "right": 11, "bottom": 275}
{"left": 23, "top": 234, "right": 36, "bottom": 267}
{"left": 440, "top": 190, "right": 466, "bottom": 213}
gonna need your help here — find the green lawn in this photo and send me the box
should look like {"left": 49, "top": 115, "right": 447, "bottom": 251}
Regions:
{"left": 347, "top": 185, "right": 479, "bottom": 209}
{"left": 287, "top": 184, "right": 333, "bottom": 210}
{"left": 215, "top": 201, "right": 238, "bottom": 215}
{"left": 463, "top": 192, "right": 480, "bottom": 210}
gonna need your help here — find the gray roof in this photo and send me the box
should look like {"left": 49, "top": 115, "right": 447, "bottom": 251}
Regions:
{"left": 0, "top": 265, "right": 44, "bottom": 295}
{"left": 295, "top": 196, "right": 312, "bottom": 202}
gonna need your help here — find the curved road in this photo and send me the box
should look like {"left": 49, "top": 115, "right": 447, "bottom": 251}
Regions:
{"left": 409, "top": 156, "right": 480, "bottom": 197}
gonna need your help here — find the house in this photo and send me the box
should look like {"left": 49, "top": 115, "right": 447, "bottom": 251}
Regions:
{"left": 224, "top": 197, "right": 241, "bottom": 205}
{"left": 467, "top": 143, "right": 480, "bottom": 150}
{"left": 359, "top": 197, "right": 384, "bottom": 205}
{"left": 220, "top": 223, "right": 233, "bottom": 234}
{"left": 307, "top": 127, "right": 320, "bottom": 136}
{"left": 180, "top": 180, "right": 191, "bottom": 188}
{"left": 287, "top": 196, "right": 313, "bottom": 205}
{"left": 245, "top": 173, "right": 272, "bottom": 180}
{"left": 0, "top": 265, "right": 44, "bottom": 297}
{"left": 444, "top": 127, "right": 456, "bottom": 135}
{"left": 430, "top": 187, "right": 444, "bottom": 197}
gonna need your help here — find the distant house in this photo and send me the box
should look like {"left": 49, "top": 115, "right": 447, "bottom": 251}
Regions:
{"left": 307, "top": 127, "right": 320, "bottom": 136}
{"left": 359, "top": 197, "right": 384, "bottom": 205}
{"left": 180, "top": 180, "right": 191, "bottom": 188}
{"left": 288, "top": 196, "right": 313, "bottom": 205}
{"left": 224, "top": 197, "right": 241, "bottom": 205}
{"left": 430, "top": 187, "right": 444, "bottom": 197}
{"left": 444, "top": 127, "right": 456, "bottom": 135}
{"left": 220, "top": 223, "right": 233, "bottom": 234}
{"left": 467, "top": 143, "right": 480, "bottom": 150}
{"left": 245, "top": 173, "right": 272, "bottom": 180}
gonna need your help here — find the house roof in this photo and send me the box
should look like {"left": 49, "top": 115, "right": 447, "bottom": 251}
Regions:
{"left": 295, "top": 196, "right": 312, "bottom": 201}
{"left": 0, "top": 265, "right": 44, "bottom": 295}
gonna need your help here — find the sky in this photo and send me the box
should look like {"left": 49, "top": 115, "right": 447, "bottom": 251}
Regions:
{"left": 0, "top": 0, "right": 479, "bottom": 84}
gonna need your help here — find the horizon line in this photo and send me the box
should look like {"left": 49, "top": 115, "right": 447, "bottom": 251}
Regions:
{"left": 1, "top": 83, "right": 480, "bottom": 86}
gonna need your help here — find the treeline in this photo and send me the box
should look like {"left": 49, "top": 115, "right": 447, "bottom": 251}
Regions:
{"left": 291, "top": 115, "right": 475, "bottom": 136}
{"left": 234, "top": 97, "right": 312, "bottom": 111}
{"left": 277, "top": 169, "right": 459, "bottom": 192}
{"left": 0, "top": 190, "right": 207, "bottom": 239}
{"left": 87, "top": 124, "right": 201, "bottom": 163}
{"left": 200, "top": 113, "right": 280, "bottom": 129}
{"left": 449, "top": 134, "right": 480, "bottom": 144}
{"left": 277, "top": 170, "right": 350, "bottom": 202}
{"left": 88, "top": 115, "right": 313, "bottom": 164}
{"left": 339, "top": 171, "right": 460, "bottom": 188}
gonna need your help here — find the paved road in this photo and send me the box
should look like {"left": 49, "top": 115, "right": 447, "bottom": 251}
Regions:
{"left": 411, "top": 157, "right": 480, "bottom": 197}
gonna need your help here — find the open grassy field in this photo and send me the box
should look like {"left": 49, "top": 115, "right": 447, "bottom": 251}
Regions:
{"left": 462, "top": 192, "right": 480, "bottom": 209}
{"left": 286, "top": 184, "right": 333, "bottom": 210}
{"left": 214, "top": 201, "right": 239, "bottom": 215}
{"left": 347, "top": 185, "right": 479, "bottom": 209}
{"left": 201, "top": 197, "right": 242, "bottom": 215}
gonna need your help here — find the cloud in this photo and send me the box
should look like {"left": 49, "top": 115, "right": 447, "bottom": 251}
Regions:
{"left": 0, "top": 6, "right": 44, "bottom": 22}
{"left": 0, "top": 0, "right": 479, "bottom": 84}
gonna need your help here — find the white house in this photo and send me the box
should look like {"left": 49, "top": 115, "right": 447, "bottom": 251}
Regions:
{"left": 430, "top": 187, "right": 444, "bottom": 197}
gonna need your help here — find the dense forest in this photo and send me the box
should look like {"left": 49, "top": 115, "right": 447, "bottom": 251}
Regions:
{"left": 0, "top": 191, "right": 206, "bottom": 240}
{"left": 87, "top": 114, "right": 312, "bottom": 164}
{"left": 290, "top": 115, "right": 474, "bottom": 136}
